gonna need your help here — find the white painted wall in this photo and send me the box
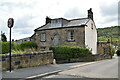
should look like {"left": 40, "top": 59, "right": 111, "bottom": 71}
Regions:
{"left": 85, "top": 19, "right": 97, "bottom": 54}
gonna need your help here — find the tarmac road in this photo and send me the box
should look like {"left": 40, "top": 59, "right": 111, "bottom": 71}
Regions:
{"left": 40, "top": 57, "right": 119, "bottom": 80}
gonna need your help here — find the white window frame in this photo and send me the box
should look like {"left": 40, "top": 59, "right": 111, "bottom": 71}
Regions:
{"left": 91, "top": 23, "right": 93, "bottom": 29}
{"left": 67, "top": 30, "right": 75, "bottom": 41}
{"left": 40, "top": 33, "right": 46, "bottom": 42}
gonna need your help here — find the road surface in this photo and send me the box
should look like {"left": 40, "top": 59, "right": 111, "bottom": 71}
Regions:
{"left": 40, "top": 57, "right": 119, "bottom": 80}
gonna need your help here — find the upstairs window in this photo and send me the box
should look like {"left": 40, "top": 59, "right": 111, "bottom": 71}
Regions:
{"left": 40, "top": 33, "right": 46, "bottom": 42}
{"left": 91, "top": 23, "right": 93, "bottom": 29}
{"left": 51, "top": 19, "right": 61, "bottom": 28}
{"left": 67, "top": 30, "right": 75, "bottom": 41}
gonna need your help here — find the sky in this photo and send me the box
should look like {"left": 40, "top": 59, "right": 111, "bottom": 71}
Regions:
{"left": 0, "top": 0, "right": 119, "bottom": 40}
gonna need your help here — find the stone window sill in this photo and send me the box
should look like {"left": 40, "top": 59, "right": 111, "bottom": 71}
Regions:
{"left": 67, "top": 39, "right": 75, "bottom": 42}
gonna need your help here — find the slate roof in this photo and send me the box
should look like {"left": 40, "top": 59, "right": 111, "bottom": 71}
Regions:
{"left": 35, "top": 18, "right": 90, "bottom": 31}
{"left": 63, "top": 18, "right": 89, "bottom": 27}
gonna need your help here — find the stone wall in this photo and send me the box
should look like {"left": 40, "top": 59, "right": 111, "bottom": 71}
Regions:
{"left": 97, "top": 42, "right": 111, "bottom": 54}
{"left": 1, "top": 51, "right": 53, "bottom": 71}
{"left": 56, "top": 54, "right": 112, "bottom": 64}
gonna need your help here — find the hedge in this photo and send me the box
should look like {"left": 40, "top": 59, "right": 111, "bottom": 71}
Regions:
{"left": 20, "top": 41, "right": 38, "bottom": 50}
{"left": 116, "top": 50, "right": 120, "bottom": 56}
{"left": 0, "top": 41, "right": 14, "bottom": 54}
{"left": 1, "top": 41, "right": 38, "bottom": 54}
{"left": 50, "top": 45, "right": 92, "bottom": 60}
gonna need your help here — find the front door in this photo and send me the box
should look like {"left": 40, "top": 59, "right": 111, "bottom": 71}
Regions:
{"left": 52, "top": 34, "right": 60, "bottom": 46}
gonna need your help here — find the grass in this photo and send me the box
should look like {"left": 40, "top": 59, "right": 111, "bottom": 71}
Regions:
{"left": 11, "top": 48, "right": 37, "bottom": 54}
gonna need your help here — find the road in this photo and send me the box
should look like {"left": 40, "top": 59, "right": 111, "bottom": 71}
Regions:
{"left": 38, "top": 57, "right": 119, "bottom": 80}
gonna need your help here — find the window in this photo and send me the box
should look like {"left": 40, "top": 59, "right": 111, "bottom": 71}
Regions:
{"left": 91, "top": 23, "right": 93, "bottom": 29}
{"left": 67, "top": 30, "right": 75, "bottom": 41}
{"left": 40, "top": 33, "right": 46, "bottom": 42}
{"left": 51, "top": 19, "right": 61, "bottom": 28}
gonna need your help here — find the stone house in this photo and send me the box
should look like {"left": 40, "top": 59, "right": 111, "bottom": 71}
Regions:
{"left": 31, "top": 8, "right": 97, "bottom": 54}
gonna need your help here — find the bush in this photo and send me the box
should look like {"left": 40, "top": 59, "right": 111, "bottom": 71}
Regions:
{"left": 13, "top": 43, "right": 21, "bottom": 51}
{"left": 1, "top": 41, "right": 38, "bottom": 54}
{"left": 1, "top": 41, "right": 14, "bottom": 54}
{"left": 116, "top": 50, "right": 120, "bottom": 56}
{"left": 50, "top": 45, "right": 92, "bottom": 60}
{"left": 20, "top": 41, "right": 38, "bottom": 50}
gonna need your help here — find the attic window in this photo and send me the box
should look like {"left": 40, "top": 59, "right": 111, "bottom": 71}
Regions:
{"left": 67, "top": 30, "right": 75, "bottom": 41}
{"left": 51, "top": 19, "right": 61, "bottom": 28}
{"left": 91, "top": 23, "right": 93, "bottom": 29}
{"left": 40, "top": 33, "right": 46, "bottom": 42}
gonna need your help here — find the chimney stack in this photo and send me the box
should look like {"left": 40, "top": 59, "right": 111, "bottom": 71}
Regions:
{"left": 88, "top": 8, "right": 93, "bottom": 20}
{"left": 46, "top": 16, "right": 51, "bottom": 24}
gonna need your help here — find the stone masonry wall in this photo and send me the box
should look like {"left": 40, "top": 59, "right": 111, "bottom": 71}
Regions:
{"left": 1, "top": 51, "right": 53, "bottom": 71}
{"left": 56, "top": 54, "right": 112, "bottom": 64}
{"left": 97, "top": 42, "right": 111, "bottom": 54}
{"left": 32, "top": 27, "right": 85, "bottom": 50}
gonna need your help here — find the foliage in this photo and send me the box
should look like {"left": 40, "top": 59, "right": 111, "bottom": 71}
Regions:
{"left": 12, "top": 48, "right": 37, "bottom": 54}
{"left": 50, "top": 45, "right": 92, "bottom": 60}
{"left": 97, "top": 26, "right": 119, "bottom": 37}
{"left": 1, "top": 41, "right": 38, "bottom": 54}
{"left": 116, "top": 50, "right": 120, "bottom": 56}
{"left": 110, "top": 44, "right": 115, "bottom": 56}
{"left": 1, "top": 32, "right": 7, "bottom": 42}
{"left": 97, "top": 26, "right": 120, "bottom": 45}
{"left": 19, "top": 41, "right": 38, "bottom": 50}
{"left": 1, "top": 41, "right": 14, "bottom": 54}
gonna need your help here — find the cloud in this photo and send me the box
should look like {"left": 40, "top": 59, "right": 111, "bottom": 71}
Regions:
{"left": 64, "top": 7, "right": 86, "bottom": 19}
{"left": 100, "top": 3, "right": 118, "bottom": 16}
{"left": 96, "top": 1, "right": 118, "bottom": 27}
{"left": 0, "top": 0, "right": 119, "bottom": 40}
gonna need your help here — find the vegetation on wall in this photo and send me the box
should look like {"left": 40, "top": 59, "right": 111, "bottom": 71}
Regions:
{"left": 0, "top": 41, "right": 14, "bottom": 54}
{"left": 1, "top": 41, "right": 38, "bottom": 54}
{"left": 50, "top": 45, "right": 92, "bottom": 60}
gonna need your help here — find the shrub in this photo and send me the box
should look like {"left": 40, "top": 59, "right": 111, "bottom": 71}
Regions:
{"left": 13, "top": 43, "right": 21, "bottom": 51}
{"left": 1, "top": 41, "right": 14, "bottom": 54}
{"left": 50, "top": 45, "right": 92, "bottom": 60}
{"left": 1, "top": 41, "right": 38, "bottom": 54}
{"left": 116, "top": 50, "right": 120, "bottom": 56}
{"left": 20, "top": 41, "right": 38, "bottom": 50}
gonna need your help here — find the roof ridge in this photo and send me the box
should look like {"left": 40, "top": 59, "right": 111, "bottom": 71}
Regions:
{"left": 69, "top": 18, "right": 88, "bottom": 21}
{"left": 51, "top": 17, "right": 68, "bottom": 21}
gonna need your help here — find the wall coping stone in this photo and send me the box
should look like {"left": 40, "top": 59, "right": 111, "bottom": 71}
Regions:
{"left": 0, "top": 50, "right": 53, "bottom": 58}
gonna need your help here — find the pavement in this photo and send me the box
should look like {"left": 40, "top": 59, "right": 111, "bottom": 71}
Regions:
{"left": 2, "top": 62, "right": 89, "bottom": 80}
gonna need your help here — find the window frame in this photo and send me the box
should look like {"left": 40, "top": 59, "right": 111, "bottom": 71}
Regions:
{"left": 67, "top": 30, "right": 75, "bottom": 42}
{"left": 91, "top": 23, "right": 93, "bottom": 30}
{"left": 40, "top": 33, "right": 46, "bottom": 42}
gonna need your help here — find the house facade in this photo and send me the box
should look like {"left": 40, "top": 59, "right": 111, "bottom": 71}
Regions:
{"left": 31, "top": 8, "right": 97, "bottom": 54}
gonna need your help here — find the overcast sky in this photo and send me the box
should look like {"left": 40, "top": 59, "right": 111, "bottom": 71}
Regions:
{"left": 0, "top": 0, "right": 119, "bottom": 40}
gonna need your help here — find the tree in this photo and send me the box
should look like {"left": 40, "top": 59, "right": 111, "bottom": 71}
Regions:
{"left": 1, "top": 32, "right": 7, "bottom": 42}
